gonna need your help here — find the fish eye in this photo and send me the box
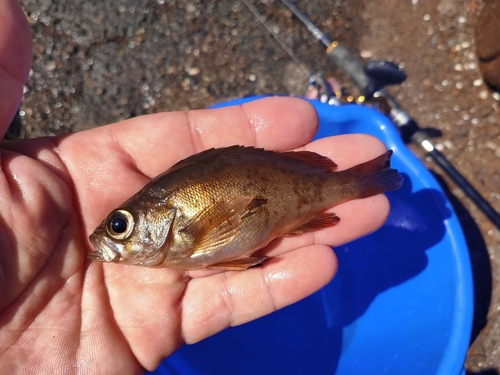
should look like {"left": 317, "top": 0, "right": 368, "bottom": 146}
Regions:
{"left": 106, "top": 210, "right": 135, "bottom": 240}
{"left": 111, "top": 217, "right": 127, "bottom": 233}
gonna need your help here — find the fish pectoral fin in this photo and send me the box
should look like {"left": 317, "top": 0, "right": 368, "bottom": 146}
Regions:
{"left": 207, "top": 256, "right": 267, "bottom": 270}
{"left": 284, "top": 212, "right": 340, "bottom": 235}
{"left": 180, "top": 195, "right": 262, "bottom": 257}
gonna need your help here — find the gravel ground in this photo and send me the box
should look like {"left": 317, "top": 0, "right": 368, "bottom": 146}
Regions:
{"left": 13, "top": 0, "right": 500, "bottom": 373}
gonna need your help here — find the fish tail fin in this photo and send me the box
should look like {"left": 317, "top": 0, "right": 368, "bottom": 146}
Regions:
{"left": 350, "top": 150, "right": 403, "bottom": 199}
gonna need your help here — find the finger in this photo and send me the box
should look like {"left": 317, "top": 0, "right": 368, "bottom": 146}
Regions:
{"left": 102, "top": 264, "right": 188, "bottom": 370}
{"left": 0, "top": 0, "right": 32, "bottom": 133}
{"left": 262, "top": 134, "right": 391, "bottom": 256}
{"left": 66, "top": 96, "right": 317, "bottom": 178}
{"left": 180, "top": 244, "right": 337, "bottom": 344}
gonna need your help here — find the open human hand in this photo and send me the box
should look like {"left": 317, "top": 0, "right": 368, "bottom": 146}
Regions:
{"left": 0, "top": 0, "right": 391, "bottom": 373}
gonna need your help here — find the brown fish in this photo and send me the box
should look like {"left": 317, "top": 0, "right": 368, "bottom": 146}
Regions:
{"left": 89, "top": 146, "right": 402, "bottom": 270}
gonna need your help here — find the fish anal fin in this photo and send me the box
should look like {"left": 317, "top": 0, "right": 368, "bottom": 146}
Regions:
{"left": 280, "top": 150, "right": 338, "bottom": 172}
{"left": 180, "top": 196, "right": 260, "bottom": 257}
{"left": 207, "top": 257, "right": 267, "bottom": 270}
{"left": 284, "top": 212, "right": 340, "bottom": 236}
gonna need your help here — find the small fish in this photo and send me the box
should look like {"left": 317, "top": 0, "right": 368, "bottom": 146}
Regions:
{"left": 89, "top": 146, "right": 402, "bottom": 270}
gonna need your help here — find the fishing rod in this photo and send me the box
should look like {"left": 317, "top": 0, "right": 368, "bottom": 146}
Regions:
{"left": 242, "top": 0, "right": 500, "bottom": 230}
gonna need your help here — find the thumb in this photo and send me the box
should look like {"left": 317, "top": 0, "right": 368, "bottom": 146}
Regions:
{"left": 0, "top": 0, "right": 32, "bottom": 136}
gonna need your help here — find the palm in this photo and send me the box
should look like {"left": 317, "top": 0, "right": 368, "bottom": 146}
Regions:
{"left": 0, "top": 101, "right": 389, "bottom": 373}
{"left": 0, "top": 1, "right": 391, "bottom": 373}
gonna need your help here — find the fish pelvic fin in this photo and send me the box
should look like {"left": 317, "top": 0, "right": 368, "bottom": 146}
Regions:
{"left": 351, "top": 150, "right": 403, "bottom": 199}
{"left": 284, "top": 212, "right": 340, "bottom": 235}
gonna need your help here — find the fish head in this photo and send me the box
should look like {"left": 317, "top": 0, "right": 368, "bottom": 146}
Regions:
{"left": 88, "top": 206, "right": 176, "bottom": 267}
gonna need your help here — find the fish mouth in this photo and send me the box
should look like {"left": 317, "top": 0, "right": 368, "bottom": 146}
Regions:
{"left": 88, "top": 234, "right": 121, "bottom": 262}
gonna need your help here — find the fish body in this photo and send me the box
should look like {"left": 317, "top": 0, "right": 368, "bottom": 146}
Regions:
{"left": 89, "top": 146, "right": 402, "bottom": 270}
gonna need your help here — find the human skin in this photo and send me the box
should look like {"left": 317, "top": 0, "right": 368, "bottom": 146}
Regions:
{"left": 0, "top": 0, "right": 390, "bottom": 373}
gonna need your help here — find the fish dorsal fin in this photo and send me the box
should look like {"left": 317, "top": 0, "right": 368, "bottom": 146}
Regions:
{"left": 351, "top": 150, "right": 393, "bottom": 173}
{"left": 279, "top": 150, "right": 338, "bottom": 172}
{"left": 179, "top": 195, "right": 267, "bottom": 257}
{"left": 167, "top": 146, "right": 338, "bottom": 174}
{"left": 167, "top": 146, "right": 260, "bottom": 174}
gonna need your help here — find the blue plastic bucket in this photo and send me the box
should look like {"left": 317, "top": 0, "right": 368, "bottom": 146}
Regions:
{"left": 151, "top": 97, "right": 473, "bottom": 375}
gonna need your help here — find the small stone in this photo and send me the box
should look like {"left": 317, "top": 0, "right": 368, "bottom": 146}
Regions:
{"left": 44, "top": 61, "right": 56, "bottom": 71}
{"left": 423, "top": 14, "right": 431, "bottom": 21}
{"left": 479, "top": 91, "right": 489, "bottom": 100}
{"left": 473, "top": 79, "right": 483, "bottom": 86}
{"left": 468, "top": 62, "right": 477, "bottom": 70}
{"left": 468, "top": 2, "right": 477, "bottom": 12}
{"left": 360, "top": 50, "right": 373, "bottom": 58}
{"left": 248, "top": 73, "right": 256, "bottom": 82}
{"left": 486, "top": 141, "right": 497, "bottom": 150}
{"left": 181, "top": 77, "right": 191, "bottom": 88}
{"left": 452, "top": 187, "right": 465, "bottom": 198}
{"left": 187, "top": 67, "right": 200, "bottom": 76}
{"left": 434, "top": 83, "right": 444, "bottom": 91}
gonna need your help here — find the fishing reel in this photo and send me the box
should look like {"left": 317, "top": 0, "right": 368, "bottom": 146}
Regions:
{"left": 307, "top": 73, "right": 392, "bottom": 115}
{"left": 307, "top": 66, "right": 442, "bottom": 142}
{"left": 307, "top": 59, "right": 407, "bottom": 114}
